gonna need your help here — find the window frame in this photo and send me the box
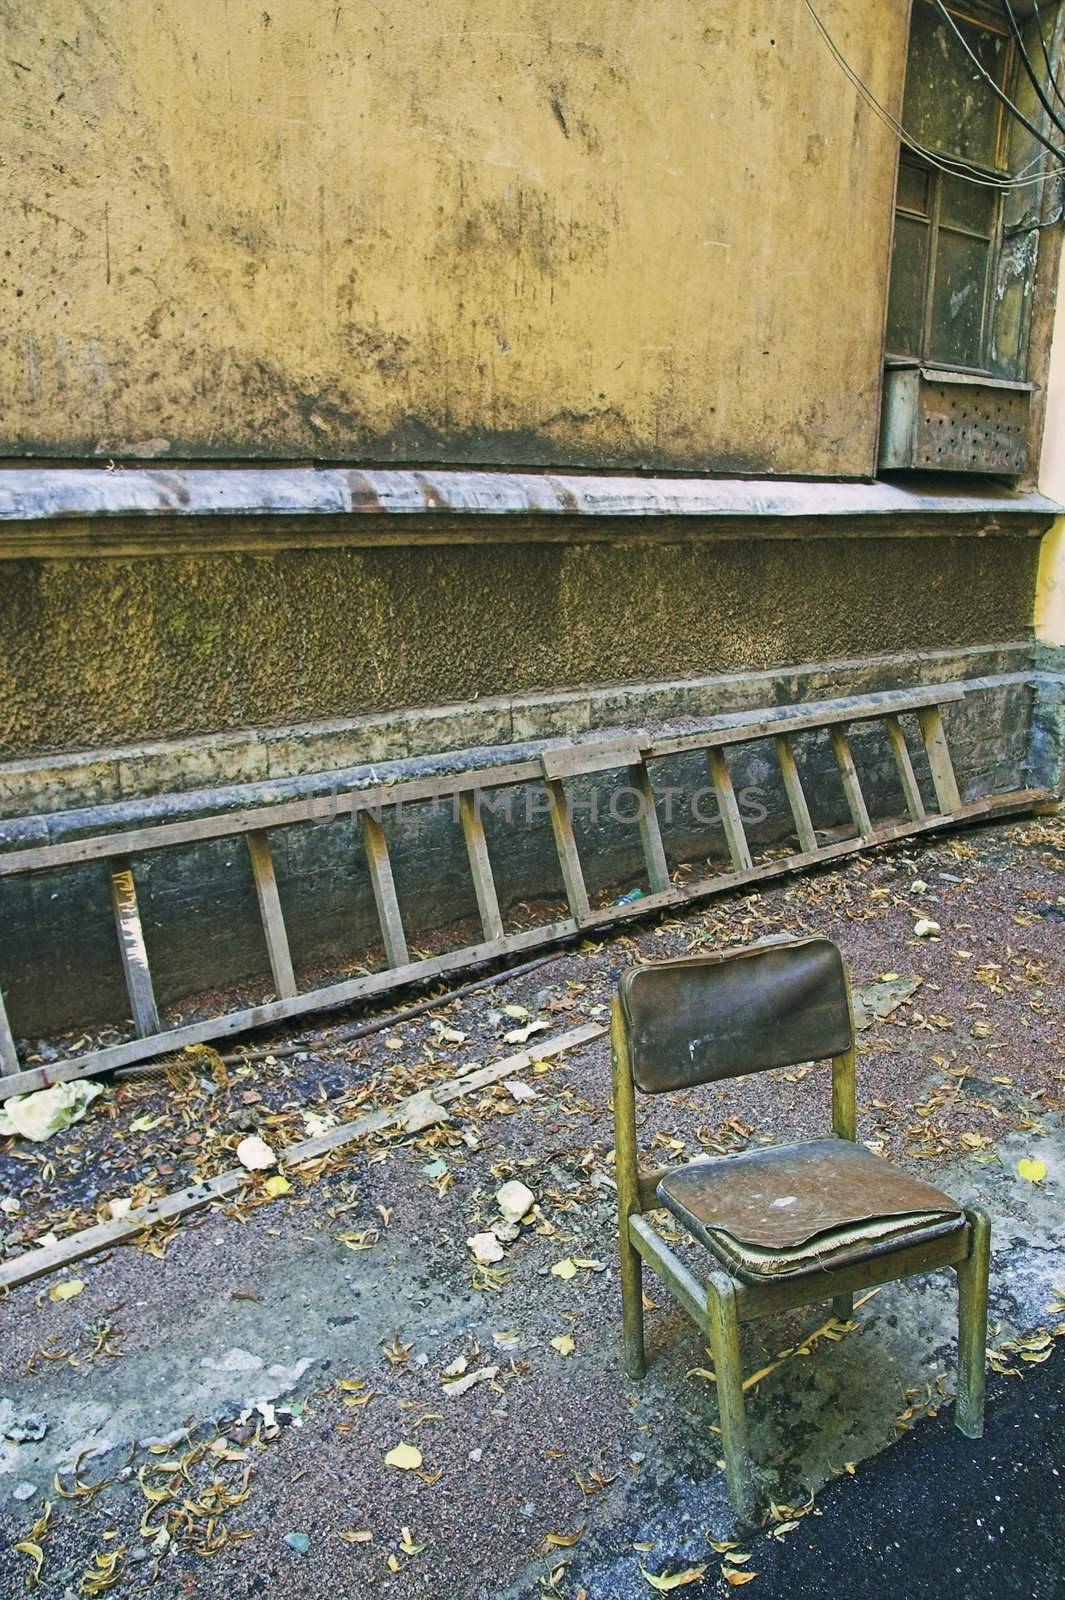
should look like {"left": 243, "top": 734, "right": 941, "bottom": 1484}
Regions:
{"left": 885, "top": 1, "right": 1016, "bottom": 378}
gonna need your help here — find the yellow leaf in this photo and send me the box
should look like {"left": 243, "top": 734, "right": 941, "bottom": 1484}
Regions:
{"left": 49, "top": 1279, "right": 84, "bottom": 1302}
{"left": 549, "top": 1335, "right": 576, "bottom": 1357}
{"left": 1017, "top": 1158, "right": 1048, "bottom": 1184}
{"left": 724, "top": 1552, "right": 752, "bottom": 1564}
{"left": 16, "top": 1541, "right": 44, "bottom": 1583}
{"left": 640, "top": 1566, "right": 707, "bottom": 1591}
{"left": 723, "top": 1569, "right": 758, "bottom": 1587}
{"left": 707, "top": 1539, "right": 738, "bottom": 1553}
{"left": 551, "top": 1259, "right": 578, "bottom": 1281}
{"left": 384, "top": 1444, "right": 423, "bottom": 1471}
{"left": 130, "top": 1115, "right": 166, "bottom": 1132}
{"left": 263, "top": 1174, "right": 293, "bottom": 1197}
{"left": 543, "top": 1525, "right": 585, "bottom": 1549}
{"left": 399, "top": 1526, "right": 425, "bottom": 1555}
{"left": 337, "top": 1530, "right": 372, "bottom": 1544}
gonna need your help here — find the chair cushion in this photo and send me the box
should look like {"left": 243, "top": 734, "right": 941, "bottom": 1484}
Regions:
{"left": 656, "top": 1138, "right": 965, "bottom": 1282}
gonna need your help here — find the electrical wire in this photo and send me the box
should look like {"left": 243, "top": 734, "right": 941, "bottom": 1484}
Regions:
{"left": 803, "top": 0, "right": 1065, "bottom": 191}
{"left": 1031, "top": 0, "right": 1065, "bottom": 111}
{"left": 930, "top": 0, "right": 1065, "bottom": 161}
{"left": 999, "top": 0, "right": 1065, "bottom": 140}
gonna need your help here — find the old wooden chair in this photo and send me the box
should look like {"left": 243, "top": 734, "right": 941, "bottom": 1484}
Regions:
{"left": 612, "top": 935, "right": 990, "bottom": 1520}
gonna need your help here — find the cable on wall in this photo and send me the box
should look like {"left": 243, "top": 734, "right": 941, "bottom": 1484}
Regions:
{"left": 803, "top": 0, "right": 1065, "bottom": 190}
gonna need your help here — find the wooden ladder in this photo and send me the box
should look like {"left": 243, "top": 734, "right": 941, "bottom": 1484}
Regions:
{"left": 0, "top": 682, "right": 1050, "bottom": 1098}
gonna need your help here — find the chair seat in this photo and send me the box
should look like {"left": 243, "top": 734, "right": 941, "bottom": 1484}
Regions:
{"left": 656, "top": 1137, "right": 965, "bottom": 1282}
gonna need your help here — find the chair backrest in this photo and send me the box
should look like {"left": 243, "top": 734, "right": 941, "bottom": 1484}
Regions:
{"left": 616, "top": 936, "right": 852, "bottom": 1094}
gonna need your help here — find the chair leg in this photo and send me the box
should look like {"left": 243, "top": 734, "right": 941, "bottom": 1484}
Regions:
{"left": 619, "top": 1214, "right": 647, "bottom": 1380}
{"left": 955, "top": 1205, "right": 991, "bottom": 1439}
{"left": 832, "top": 1293, "right": 854, "bottom": 1322}
{"left": 707, "top": 1272, "right": 758, "bottom": 1522}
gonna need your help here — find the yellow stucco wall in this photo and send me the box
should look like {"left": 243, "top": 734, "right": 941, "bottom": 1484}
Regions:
{"left": 1037, "top": 251, "right": 1065, "bottom": 647}
{"left": 0, "top": 0, "right": 906, "bottom": 474}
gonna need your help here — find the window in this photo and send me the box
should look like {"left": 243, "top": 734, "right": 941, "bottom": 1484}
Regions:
{"left": 885, "top": 2, "right": 1012, "bottom": 375}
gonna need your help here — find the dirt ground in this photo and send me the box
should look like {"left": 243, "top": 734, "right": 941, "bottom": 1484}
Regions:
{"left": 1, "top": 813, "right": 1062, "bottom": 1600}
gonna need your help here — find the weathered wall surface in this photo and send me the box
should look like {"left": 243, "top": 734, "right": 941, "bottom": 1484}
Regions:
{"left": 0, "top": 532, "right": 1039, "bottom": 760}
{"left": 0, "top": 0, "right": 905, "bottom": 474}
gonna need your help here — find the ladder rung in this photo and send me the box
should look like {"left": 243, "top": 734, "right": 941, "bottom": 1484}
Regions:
{"left": 247, "top": 831, "right": 297, "bottom": 1000}
{"left": 359, "top": 811, "right": 409, "bottom": 969}
{"left": 458, "top": 790, "right": 505, "bottom": 943}
{"left": 884, "top": 715, "right": 926, "bottom": 823}
{"left": 545, "top": 779, "right": 590, "bottom": 920}
{"left": 627, "top": 762, "right": 672, "bottom": 894}
{"left": 774, "top": 733, "right": 818, "bottom": 854}
{"left": 707, "top": 747, "right": 753, "bottom": 871}
{"left": 917, "top": 705, "right": 962, "bottom": 814}
{"left": 108, "top": 857, "right": 160, "bottom": 1038}
{"left": 829, "top": 726, "right": 873, "bottom": 840}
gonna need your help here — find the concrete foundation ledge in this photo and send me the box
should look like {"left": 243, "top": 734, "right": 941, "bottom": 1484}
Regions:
{"left": 0, "top": 643, "right": 1034, "bottom": 821}
{"left": 0, "top": 468, "right": 1059, "bottom": 554}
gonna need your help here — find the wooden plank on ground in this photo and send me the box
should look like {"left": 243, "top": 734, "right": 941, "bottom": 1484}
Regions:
{"left": 884, "top": 715, "right": 926, "bottom": 823}
{"left": 829, "top": 726, "right": 873, "bottom": 840}
{"left": 247, "top": 831, "right": 297, "bottom": 999}
{"left": 707, "top": 747, "right": 753, "bottom": 871}
{"left": 917, "top": 705, "right": 963, "bottom": 814}
{"left": 0, "top": 1021, "right": 607, "bottom": 1292}
{"left": 545, "top": 778, "right": 591, "bottom": 920}
{"left": 628, "top": 761, "right": 672, "bottom": 894}
{"left": 458, "top": 790, "right": 504, "bottom": 942}
{"left": 773, "top": 733, "right": 818, "bottom": 853}
{"left": 359, "top": 811, "right": 409, "bottom": 968}
{"left": 108, "top": 857, "right": 160, "bottom": 1038}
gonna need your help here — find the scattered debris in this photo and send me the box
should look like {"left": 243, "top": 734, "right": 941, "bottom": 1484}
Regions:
{"left": 0, "top": 1080, "right": 103, "bottom": 1142}
{"left": 4, "top": 1413, "right": 48, "bottom": 1443}
{"left": 442, "top": 1365, "right": 499, "bottom": 1398}
{"left": 496, "top": 1181, "right": 535, "bottom": 1222}
{"left": 236, "top": 1136, "right": 277, "bottom": 1171}
{"left": 852, "top": 975, "right": 922, "bottom": 1031}
{"left": 467, "top": 1232, "right": 505, "bottom": 1265}
{"left": 397, "top": 1090, "right": 451, "bottom": 1135}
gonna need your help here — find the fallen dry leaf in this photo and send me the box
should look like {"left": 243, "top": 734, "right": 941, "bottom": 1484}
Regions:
{"left": 384, "top": 1444, "right": 423, "bottom": 1471}
{"left": 640, "top": 1565, "right": 707, "bottom": 1591}
{"left": 49, "top": 1279, "right": 84, "bottom": 1303}
{"left": 543, "top": 1525, "right": 585, "bottom": 1549}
